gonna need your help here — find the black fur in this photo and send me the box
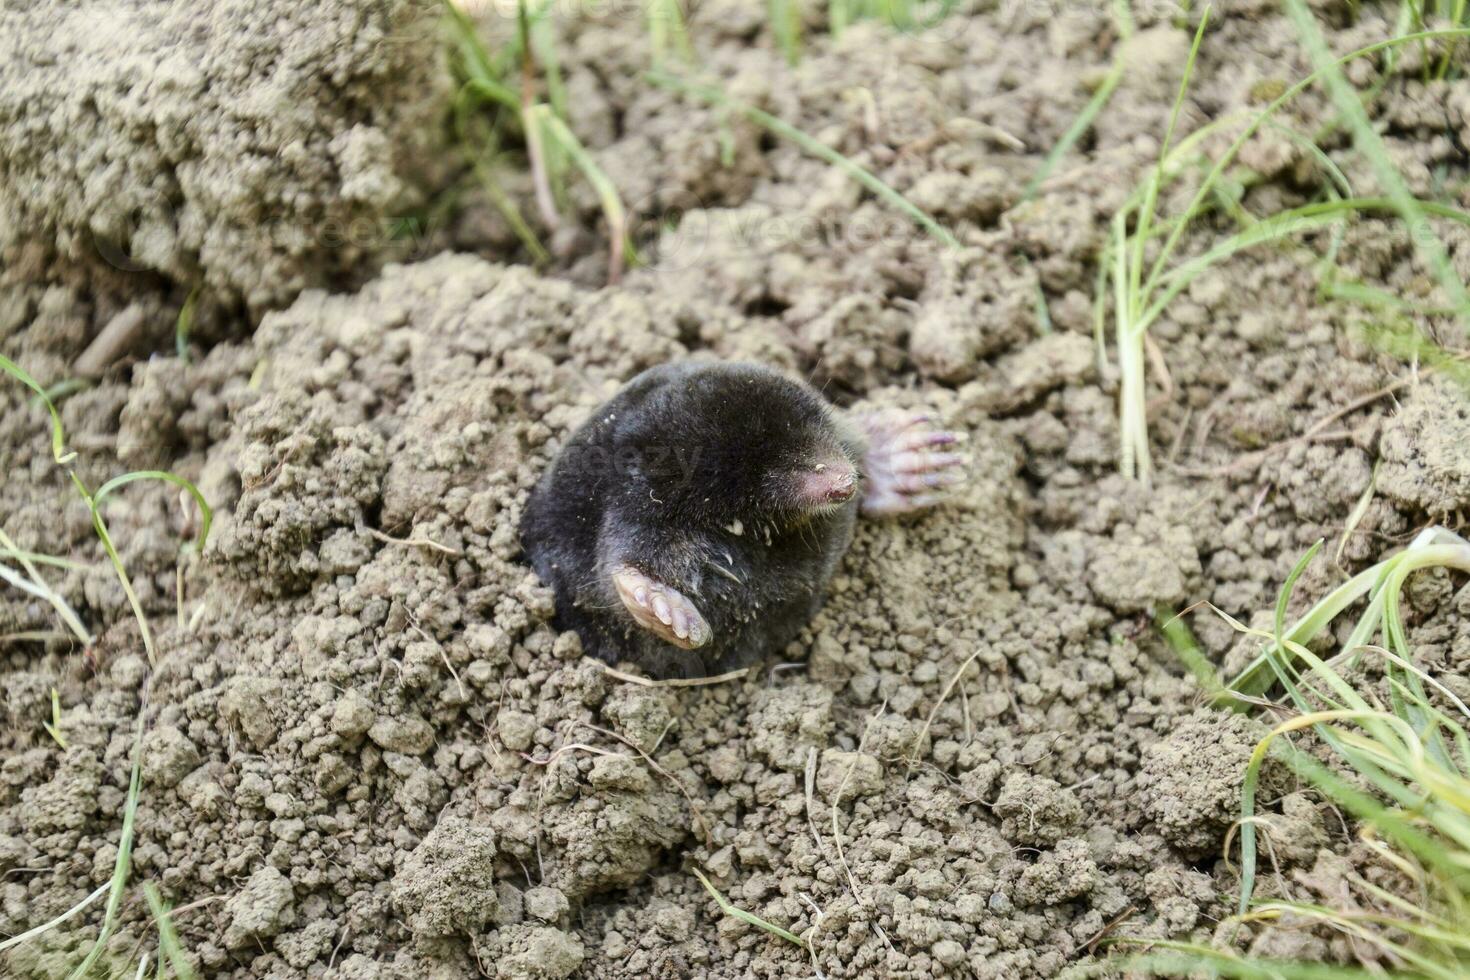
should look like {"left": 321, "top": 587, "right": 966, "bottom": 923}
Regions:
{"left": 519, "top": 361, "right": 863, "bottom": 678}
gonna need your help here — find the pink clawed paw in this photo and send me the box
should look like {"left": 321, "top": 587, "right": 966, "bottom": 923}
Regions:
{"left": 611, "top": 565, "right": 712, "bottom": 649}
{"left": 857, "top": 410, "right": 969, "bottom": 517}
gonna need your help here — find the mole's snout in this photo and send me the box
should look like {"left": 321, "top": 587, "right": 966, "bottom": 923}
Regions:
{"left": 798, "top": 460, "right": 858, "bottom": 507}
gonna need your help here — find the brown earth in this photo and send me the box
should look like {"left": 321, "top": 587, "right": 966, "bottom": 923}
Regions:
{"left": 3, "top": 1, "right": 1470, "bottom": 978}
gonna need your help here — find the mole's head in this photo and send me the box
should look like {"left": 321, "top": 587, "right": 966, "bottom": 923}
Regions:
{"left": 616, "top": 364, "right": 859, "bottom": 530}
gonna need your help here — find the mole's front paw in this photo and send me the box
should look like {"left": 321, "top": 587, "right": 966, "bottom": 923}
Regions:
{"left": 856, "top": 410, "right": 968, "bottom": 517}
{"left": 611, "top": 565, "right": 712, "bottom": 649}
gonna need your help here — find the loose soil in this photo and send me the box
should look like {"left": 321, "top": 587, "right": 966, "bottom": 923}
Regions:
{"left": 3, "top": 1, "right": 1470, "bottom": 977}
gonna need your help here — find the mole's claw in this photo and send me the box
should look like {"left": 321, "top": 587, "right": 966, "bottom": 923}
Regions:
{"left": 893, "top": 450, "right": 965, "bottom": 474}
{"left": 855, "top": 409, "right": 969, "bottom": 518}
{"left": 896, "top": 411, "right": 932, "bottom": 434}
{"left": 891, "top": 428, "right": 961, "bottom": 454}
{"left": 610, "top": 565, "right": 712, "bottom": 650}
{"left": 895, "top": 469, "right": 965, "bottom": 493}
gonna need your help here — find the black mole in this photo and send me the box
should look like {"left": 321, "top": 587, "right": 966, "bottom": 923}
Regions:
{"left": 519, "top": 361, "right": 966, "bottom": 678}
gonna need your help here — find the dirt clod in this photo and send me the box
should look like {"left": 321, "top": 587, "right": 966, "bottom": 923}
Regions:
{"left": 392, "top": 816, "right": 500, "bottom": 940}
{"left": 1138, "top": 711, "right": 1280, "bottom": 857}
{"left": 225, "top": 866, "right": 297, "bottom": 949}
{"left": 1379, "top": 378, "right": 1470, "bottom": 517}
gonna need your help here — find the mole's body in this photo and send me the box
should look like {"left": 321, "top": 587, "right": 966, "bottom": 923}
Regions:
{"left": 519, "top": 362, "right": 964, "bottom": 678}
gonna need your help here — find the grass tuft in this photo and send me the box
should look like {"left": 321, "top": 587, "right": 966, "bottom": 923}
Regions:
{"left": 1284, "top": 0, "right": 1469, "bottom": 321}
{"left": 1150, "top": 529, "right": 1470, "bottom": 977}
{"left": 442, "top": 0, "right": 629, "bottom": 281}
{"left": 1099, "top": 20, "right": 1470, "bottom": 487}
{"left": 2, "top": 357, "right": 212, "bottom": 973}
{"left": 1109, "top": 4, "right": 1211, "bottom": 488}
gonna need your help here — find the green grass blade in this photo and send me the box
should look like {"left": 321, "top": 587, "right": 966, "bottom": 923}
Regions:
{"left": 1252, "top": 900, "right": 1466, "bottom": 979}
{"left": 1024, "top": 0, "right": 1138, "bottom": 203}
{"left": 648, "top": 0, "right": 693, "bottom": 64}
{"left": 43, "top": 688, "right": 67, "bottom": 750}
{"left": 1325, "top": 277, "right": 1456, "bottom": 316}
{"left": 527, "top": 2, "right": 567, "bottom": 121}
{"left": 1131, "top": 5, "right": 1211, "bottom": 307}
{"left": 143, "top": 883, "right": 196, "bottom": 980}
{"left": 1156, "top": 608, "right": 1226, "bottom": 699}
{"left": 1, "top": 354, "right": 75, "bottom": 464}
{"left": 33, "top": 378, "right": 91, "bottom": 406}
{"left": 81, "top": 470, "right": 214, "bottom": 665}
{"left": 1358, "top": 318, "right": 1470, "bottom": 386}
{"left": 828, "top": 0, "right": 850, "bottom": 38}
{"left": 1369, "top": 645, "right": 1470, "bottom": 724}
{"left": 1238, "top": 714, "right": 1456, "bottom": 914}
{"left": 0, "top": 883, "right": 111, "bottom": 955}
{"left": 768, "top": 0, "right": 800, "bottom": 65}
{"left": 458, "top": 75, "right": 518, "bottom": 115}
{"left": 89, "top": 505, "right": 157, "bottom": 665}
{"left": 1145, "top": 193, "right": 1470, "bottom": 324}
{"left": 453, "top": 84, "right": 550, "bottom": 263}
{"left": 94, "top": 471, "right": 213, "bottom": 554}
{"left": 1022, "top": 64, "right": 1125, "bottom": 202}
{"left": 1274, "top": 540, "right": 1322, "bottom": 645}
{"left": 68, "top": 713, "right": 145, "bottom": 980}
{"left": 440, "top": 0, "right": 502, "bottom": 89}
{"left": 1123, "top": 946, "right": 1393, "bottom": 979}
{"left": 1437, "top": 0, "right": 1468, "bottom": 78}
{"left": 0, "top": 549, "right": 88, "bottom": 570}
{"left": 1379, "top": 563, "right": 1455, "bottom": 768}
{"left": 692, "top": 868, "right": 808, "bottom": 948}
{"left": 1113, "top": 211, "right": 1149, "bottom": 484}
{"left": 174, "top": 287, "right": 198, "bottom": 363}
{"left": 1137, "top": 211, "right": 1342, "bottom": 332}
{"left": 1237, "top": 733, "right": 1268, "bottom": 914}
{"left": 0, "top": 527, "right": 93, "bottom": 646}
{"left": 1263, "top": 120, "right": 1354, "bottom": 198}
{"left": 536, "top": 110, "right": 628, "bottom": 283}
{"left": 1204, "top": 529, "right": 1470, "bottom": 974}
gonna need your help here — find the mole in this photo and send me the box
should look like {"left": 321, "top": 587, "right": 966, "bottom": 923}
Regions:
{"left": 519, "top": 361, "right": 967, "bottom": 678}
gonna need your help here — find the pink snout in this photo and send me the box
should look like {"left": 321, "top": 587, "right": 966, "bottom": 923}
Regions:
{"left": 798, "top": 461, "right": 858, "bottom": 506}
